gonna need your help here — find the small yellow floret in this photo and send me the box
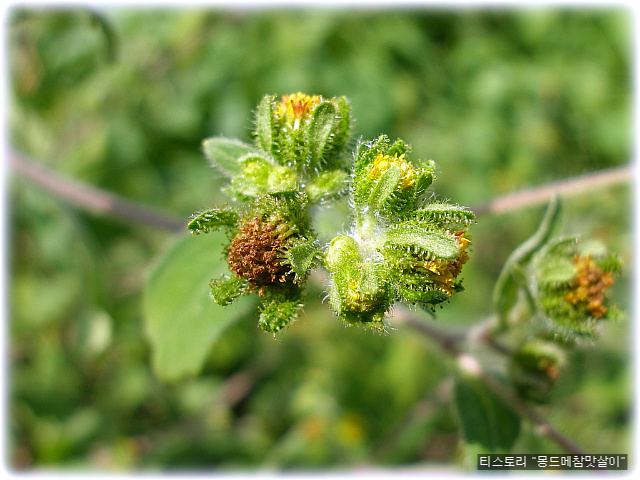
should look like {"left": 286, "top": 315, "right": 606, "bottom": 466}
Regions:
{"left": 565, "top": 254, "right": 614, "bottom": 318}
{"left": 369, "top": 153, "right": 415, "bottom": 189}
{"left": 277, "top": 92, "right": 323, "bottom": 125}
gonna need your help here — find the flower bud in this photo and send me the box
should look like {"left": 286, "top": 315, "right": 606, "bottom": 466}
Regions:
{"left": 509, "top": 340, "right": 566, "bottom": 404}
{"left": 255, "top": 92, "right": 351, "bottom": 173}
{"left": 325, "top": 235, "right": 391, "bottom": 329}
{"left": 533, "top": 238, "right": 622, "bottom": 341}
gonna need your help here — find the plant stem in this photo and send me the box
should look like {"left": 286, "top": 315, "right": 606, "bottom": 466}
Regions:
{"left": 7, "top": 149, "right": 185, "bottom": 232}
{"left": 392, "top": 308, "right": 588, "bottom": 455}
{"left": 472, "top": 164, "right": 633, "bottom": 217}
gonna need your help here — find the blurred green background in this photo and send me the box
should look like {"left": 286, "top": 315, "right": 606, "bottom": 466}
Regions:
{"left": 6, "top": 4, "right": 634, "bottom": 473}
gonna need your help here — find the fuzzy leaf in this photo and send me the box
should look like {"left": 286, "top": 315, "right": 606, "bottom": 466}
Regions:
{"left": 537, "top": 258, "right": 576, "bottom": 286}
{"left": 255, "top": 94, "right": 276, "bottom": 153}
{"left": 144, "top": 232, "right": 254, "bottom": 382}
{"left": 305, "top": 169, "right": 348, "bottom": 202}
{"left": 284, "top": 241, "right": 320, "bottom": 281}
{"left": 258, "top": 296, "right": 302, "bottom": 333}
{"left": 397, "top": 286, "right": 450, "bottom": 306}
{"left": 410, "top": 203, "right": 475, "bottom": 226}
{"left": 412, "top": 161, "right": 436, "bottom": 198}
{"left": 323, "top": 96, "right": 351, "bottom": 165}
{"left": 305, "top": 101, "right": 338, "bottom": 171}
{"left": 210, "top": 275, "right": 247, "bottom": 306}
{"left": 202, "top": 137, "right": 256, "bottom": 177}
{"left": 385, "top": 225, "right": 460, "bottom": 260}
{"left": 230, "top": 154, "right": 297, "bottom": 198}
{"left": 368, "top": 165, "right": 403, "bottom": 211}
{"left": 187, "top": 207, "right": 238, "bottom": 235}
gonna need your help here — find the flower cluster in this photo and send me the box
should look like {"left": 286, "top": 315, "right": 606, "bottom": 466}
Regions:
{"left": 326, "top": 135, "right": 474, "bottom": 331}
{"left": 189, "top": 192, "right": 318, "bottom": 333}
{"left": 533, "top": 237, "right": 622, "bottom": 341}
{"left": 189, "top": 92, "right": 352, "bottom": 333}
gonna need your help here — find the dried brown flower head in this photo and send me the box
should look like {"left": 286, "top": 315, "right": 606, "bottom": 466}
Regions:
{"left": 227, "top": 218, "right": 293, "bottom": 295}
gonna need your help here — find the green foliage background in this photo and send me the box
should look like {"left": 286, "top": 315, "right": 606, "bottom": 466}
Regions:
{"left": 6, "top": 5, "right": 633, "bottom": 472}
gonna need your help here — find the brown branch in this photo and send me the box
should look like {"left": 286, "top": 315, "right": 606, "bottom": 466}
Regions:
{"left": 7, "top": 147, "right": 633, "bottom": 231}
{"left": 472, "top": 164, "right": 634, "bottom": 217}
{"left": 7, "top": 149, "right": 185, "bottom": 232}
{"left": 392, "top": 308, "right": 588, "bottom": 455}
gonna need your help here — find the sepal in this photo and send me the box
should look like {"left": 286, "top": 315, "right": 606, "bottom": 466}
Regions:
{"left": 284, "top": 240, "right": 321, "bottom": 283}
{"left": 209, "top": 275, "right": 247, "bottom": 306}
{"left": 384, "top": 224, "right": 461, "bottom": 260}
{"left": 187, "top": 206, "right": 238, "bottom": 235}
{"left": 258, "top": 292, "right": 303, "bottom": 333}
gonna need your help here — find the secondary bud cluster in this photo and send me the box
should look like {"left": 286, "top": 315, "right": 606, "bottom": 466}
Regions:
{"left": 508, "top": 340, "right": 566, "bottom": 403}
{"left": 257, "top": 92, "right": 351, "bottom": 173}
{"left": 533, "top": 238, "right": 622, "bottom": 342}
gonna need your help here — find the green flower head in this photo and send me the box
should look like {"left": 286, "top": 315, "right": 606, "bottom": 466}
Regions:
{"left": 325, "top": 135, "right": 475, "bottom": 330}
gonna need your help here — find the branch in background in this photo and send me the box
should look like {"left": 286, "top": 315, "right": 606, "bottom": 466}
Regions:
{"left": 392, "top": 308, "right": 588, "bottom": 456}
{"left": 7, "top": 148, "right": 633, "bottom": 232}
{"left": 7, "top": 149, "right": 185, "bottom": 232}
{"left": 472, "top": 164, "right": 634, "bottom": 217}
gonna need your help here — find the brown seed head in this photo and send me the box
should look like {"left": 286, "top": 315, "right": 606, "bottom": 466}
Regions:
{"left": 227, "top": 218, "right": 293, "bottom": 295}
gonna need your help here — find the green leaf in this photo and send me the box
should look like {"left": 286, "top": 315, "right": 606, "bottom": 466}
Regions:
{"left": 284, "top": 241, "right": 319, "bottom": 281}
{"left": 454, "top": 375, "right": 521, "bottom": 452}
{"left": 305, "top": 169, "right": 348, "bottom": 202}
{"left": 368, "top": 165, "right": 402, "bottom": 211}
{"left": 258, "top": 296, "right": 302, "bottom": 333}
{"left": 230, "top": 154, "right": 297, "bottom": 198}
{"left": 144, "top": 232, "right": 253, "bottom": 382}
{"left": 210, "top": 274, "right": 247, "bottom": 306}
{"left": 410, "top": 203, "right": 475, "bottom": 227}
{"left": 202, "top": 136, "right": 256, "bottom": 177}
{"left": 305, "top": 101, "right": 338, "bottom": 171}
{"left": 255, "top": 94, "right": 276, "bottom": 154}
{"left": 385, "top": 225, "right": 460, "bottom": 260}
{"left": 537, "top": 258, "right": 576, "bottom": 286}
{"left": 187, "top": 207, "right": 238, "bottom": 235}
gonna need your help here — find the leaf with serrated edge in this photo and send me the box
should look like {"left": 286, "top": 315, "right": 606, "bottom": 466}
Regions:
{"left": 385, "top": 226, "right": 460, "bottom": 259}
{"left": 187, "top": 207, "right": 238, "bottom": 235}
{"left": 285, "top": 241, "right": 319, "bottom": 280}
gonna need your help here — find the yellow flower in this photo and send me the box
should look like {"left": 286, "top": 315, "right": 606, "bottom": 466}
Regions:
{"left": 277, "top": 92, "right": 323, "bottom": 127}
{"left": 565, "top": 254, "right": 614, "bottom": 318}
{"left": 421, "top": 230, "right": 471, "bottom": 295}
{"left": 369, "top": 153, "right": 415, "bottom": 188}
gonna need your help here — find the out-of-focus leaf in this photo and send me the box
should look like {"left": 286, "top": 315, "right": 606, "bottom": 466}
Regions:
{"left": 144, "top": 231, "right": 254, "bottom": 382}
{"left": 453, "top": 375, "right": 521, "bottom": 452}
{"left": 202, "top": 136, "right": 257, "bottom": 178}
